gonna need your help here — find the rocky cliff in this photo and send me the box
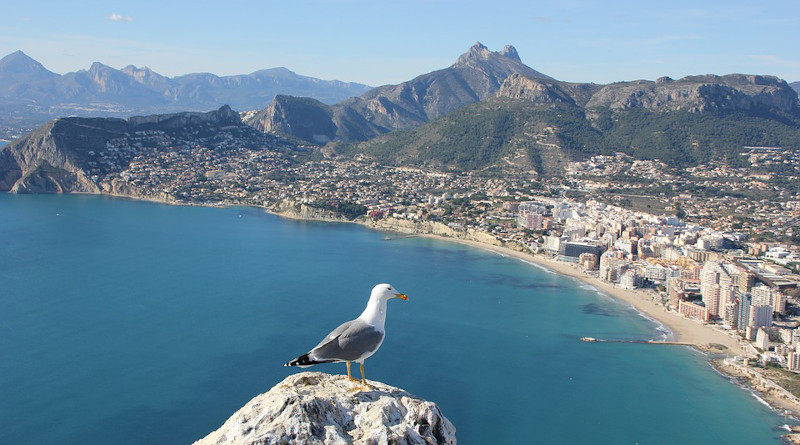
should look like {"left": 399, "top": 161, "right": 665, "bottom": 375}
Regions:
{"left": 246, "top": 95, "right": 338, "bottom": 144}
{"left": 495, "top": 73, "right": 600, "bottom": 106}
{"left": 246, "top": 43, "right": 548, "bottom": 144}
{"left": 0, "top": 105, "right": 290, "bottom": 194}
{"left": 270, "top": 199, "right": 353, "bottom": 222}
{"left": 366, "top": 217, "right": 502, "bottom": 247}
{"left": 586, "top": 74, "right": 798, "bottom": 113}
{"left": 193, "top": 372, "right": 456, "bottom": 445}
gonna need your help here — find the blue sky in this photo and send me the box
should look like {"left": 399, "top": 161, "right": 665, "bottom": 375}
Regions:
{"left": 1, "top": 0, "right": 798, "bottom": 86}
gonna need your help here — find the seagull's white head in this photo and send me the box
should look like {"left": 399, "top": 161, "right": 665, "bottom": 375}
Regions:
{"left": 371, "top": 283, "right": 408, "bottom": 302}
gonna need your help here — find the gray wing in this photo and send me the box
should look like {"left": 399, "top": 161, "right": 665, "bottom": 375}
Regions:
{"left": 309, "top": 319, "right": 384, "bottom": 362}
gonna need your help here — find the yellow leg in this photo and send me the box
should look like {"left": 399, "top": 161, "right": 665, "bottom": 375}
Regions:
{"left": 360, "top": 363, "right": 366, "bottom": 385}
{"left": 346, "top": 362, "right": 359, "bottom": 382}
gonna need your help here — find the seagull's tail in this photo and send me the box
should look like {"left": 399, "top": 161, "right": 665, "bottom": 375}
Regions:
{"left": 284, "top": 353, "right": 335, "bottom": 368}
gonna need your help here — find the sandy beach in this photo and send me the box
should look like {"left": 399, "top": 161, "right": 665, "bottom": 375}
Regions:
{"left": 255, "top": 205, "right": 752, "bottom": 356}
{"left": 414, "top": 235, "right": 749, "bottom": 356}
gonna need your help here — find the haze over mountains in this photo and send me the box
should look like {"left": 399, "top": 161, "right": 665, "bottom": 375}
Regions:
{"left": 2, "top": 42, "right": 800, "bottom": 193}
{"left": 0, "top": 50, "right": 371, "bottom": 129}
{"left": 246, "top": 43, "right": 800, "bottom": 162}
{"left": 245, "top": 43, "right": 551, "bottom": 143}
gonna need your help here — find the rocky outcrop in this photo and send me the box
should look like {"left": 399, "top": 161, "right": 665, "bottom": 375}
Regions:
{"left": 247, "top": 43, "right": 551, "bottom": 144}
{"left": 586, "top": 74, "right": 798, "bottom": 113}
{"left": 0, "top": 105, "right": 283, "bottom": 194}
{"left": 246, "top": 96, "right": 338, "bottom": 144}
{"left": 270, "top": 199, "right": 352, "bottom": 222}
{"left": 366, "top": 217, "right": 502, "bottom": 247}
{"left": 193, "top": 372, "right": 456, "bottom": 445}
{"left": 496, "top": 74, "right": 601, "bottom": 107}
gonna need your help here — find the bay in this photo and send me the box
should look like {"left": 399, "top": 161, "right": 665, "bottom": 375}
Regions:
{"left": 0, "top": 194, "right": 791, "bottom": 444}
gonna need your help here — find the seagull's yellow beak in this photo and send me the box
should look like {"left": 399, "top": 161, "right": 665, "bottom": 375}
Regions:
{"left": 395, "top": 293, "right": 408, "bottom": 301}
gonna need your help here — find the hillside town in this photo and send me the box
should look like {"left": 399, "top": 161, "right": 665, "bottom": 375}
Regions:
{"left": 79, "top": 135, "right": 800, "bottom": 393}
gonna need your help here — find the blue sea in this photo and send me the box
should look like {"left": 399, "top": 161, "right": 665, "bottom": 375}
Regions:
{"left": 0, "top": 194, "right": 793, "bottom": 444}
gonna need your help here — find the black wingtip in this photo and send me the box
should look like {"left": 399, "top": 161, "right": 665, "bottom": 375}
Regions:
{"left": 286, "top": 353, "right": 336, "bottom": 368}
{"left": 286, "top": 353, "right": 312, "bottom": 367}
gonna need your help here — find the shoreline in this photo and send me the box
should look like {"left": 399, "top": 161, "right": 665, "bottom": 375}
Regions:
{"left": 354, "top": 217, "right": 748, "bottom": 354}
{"left": 366, "top": 225, "right": 800, "bottom": 423}
{"left": 15, "top": 192, "right": 800, "bottom": 425}
{"left": 426, "top": 235, "right": 748, "bottom": 354}
{"left": 51, "top": 193, "right": 756, "bottom": 355}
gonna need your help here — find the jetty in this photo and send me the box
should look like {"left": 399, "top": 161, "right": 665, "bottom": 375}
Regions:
{"left": 580, "top": 337, "right": 693, "bottom": 347}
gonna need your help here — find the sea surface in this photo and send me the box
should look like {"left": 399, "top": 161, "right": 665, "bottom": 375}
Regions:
{"left": 0, "top": 194, "right": 793, "bottom": 444}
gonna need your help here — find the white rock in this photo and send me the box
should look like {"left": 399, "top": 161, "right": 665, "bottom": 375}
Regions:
{"left": 193, "top": 372, "right": 456, "bottom": 445}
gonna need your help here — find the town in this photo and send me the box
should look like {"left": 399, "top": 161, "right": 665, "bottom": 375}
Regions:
{"left": 86, "top": 130, "right": 800, "bottom": 397}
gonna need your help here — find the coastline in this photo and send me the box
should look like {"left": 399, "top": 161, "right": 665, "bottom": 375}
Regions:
{"left": 356, "top": 216, "right": 747, "bottom": 354}
{"left": 17, "top": 192, "right": 800, "bottom": 425}
{"left": 21, "top": 193, "right": 763, "bottom": 356}
{"left": 432, "top": 236, "right": 748, "bottom": 354}
{"left": 359, "top": 221, "right": 800, "bottom": 423}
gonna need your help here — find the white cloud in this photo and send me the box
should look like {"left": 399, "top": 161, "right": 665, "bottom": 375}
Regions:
{"left": 108, "top": 13, "right": 133, "bottom": 22}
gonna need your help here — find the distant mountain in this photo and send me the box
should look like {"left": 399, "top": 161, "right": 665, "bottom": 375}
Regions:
{"left": 246, "top": 42, "right": 549, "bottom": 143}
{"left": 587, "top": 74, "right": 797, "bottom": 113}
{"left": 0, "top": 106, "right": 293, "bottom": 194}
{"left": 0, "top": 50, "right": 59, "bottom": 87}
{"left": 0, "top": 51, "right": 372, "bottom": 129}
{"left": 792, "top": 81, "right": 800, "bottom": 95}
{"left": 339, "top": 72, "right": 800, "bottom": 174}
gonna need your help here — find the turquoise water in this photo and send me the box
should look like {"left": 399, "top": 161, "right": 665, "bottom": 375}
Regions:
{"left": 0, "top": 194, "right": 791, "bottom": 444}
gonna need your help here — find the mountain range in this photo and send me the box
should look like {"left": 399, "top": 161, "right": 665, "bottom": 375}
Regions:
{"left": 2, "top": 42, "right": 800, "bottom": 193}
{"left": 344, "top": 73, "right": 800, "bottom": 174}
{"left": 238, "top": 43, "right": 800, "bottom": 175}
{"left": 246, "top": 44, "right": 800, "bottom": 159}
{"left": 245, "top": 43, "right": 550, "bottom": 144}
{"left": 0, "top": 50, "right": 371, "bottom": 129}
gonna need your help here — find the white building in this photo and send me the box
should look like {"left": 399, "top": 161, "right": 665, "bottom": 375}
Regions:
{"left": 752, "top": 285, "right": 787, "bottom": 315}
{"left": 749, "top": 304, "right": 773, "bottom": 329}
{"left": 755, "top": 328, "right": 770, "bottom": 351}
{"left": 644, "top": 264, "right": 668, "bottom": 282}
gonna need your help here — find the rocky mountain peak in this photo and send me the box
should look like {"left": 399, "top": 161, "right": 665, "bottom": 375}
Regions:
{"left": 88, "top": 61, "right": 111, "bottom": 73}
{"left": 496, "top": 73, "right": 575, "bottom": 104}
{"left": 121, "top": 65, "right": 170, "bottom": 87}
{"left": 454, "top": 41, "right": 498, "bottom": 66}
{"left": 500, "top": 45, "right": 521, "bottom": 62}
{"left": 0, "top": 50, "right": 58, "bottom": 83}
{"left": 452, "top": 42, "right": 551, "bottom": 80}
{"left": 193, "top": 372, "right": 456, "bottom": 445}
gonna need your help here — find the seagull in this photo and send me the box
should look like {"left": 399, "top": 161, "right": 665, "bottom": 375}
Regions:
{"left": 285, "top": 283, "right": 408, "bottom": 384}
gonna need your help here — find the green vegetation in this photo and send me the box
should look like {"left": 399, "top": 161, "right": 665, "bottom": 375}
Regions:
{"left": 310, "top": 200, "right": 367, "bottom": 220}
{"left": 598, "top": 107, "right": 800, "bottom": 167}
{"left": 760, "top": 366, "right": 800, "bottom": 400}
{"left": 346, "top": 100, "right": 606, "bottom": 174}
{"left": 340, "top": 97, "right": 800, "bottom": 175}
